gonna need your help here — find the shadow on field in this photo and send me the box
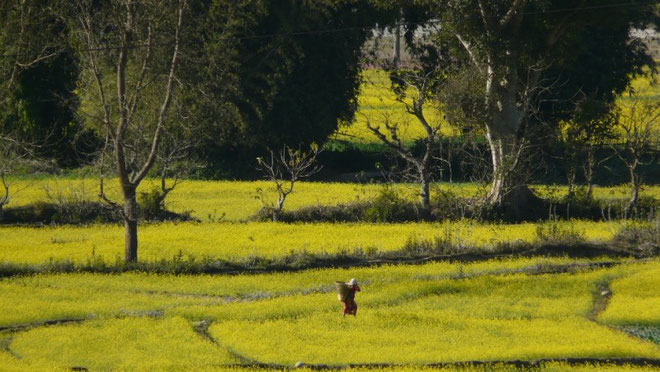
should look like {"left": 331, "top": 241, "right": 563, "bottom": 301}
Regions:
{"left": 0, "top": 237, "right": 657, "bottom": 278}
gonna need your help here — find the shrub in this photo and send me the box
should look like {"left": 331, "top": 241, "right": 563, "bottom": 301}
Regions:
{"left": 362, "top": 186, "right": 420, "bottom": 222}
{"left": 535, "top": 222, "right": 585, "bottom": 245}
{"left": 610, "top": 218, "right": 660, "bottom": 256}
{"left": 138, "top": 187, "right": 166, "bottom": 220}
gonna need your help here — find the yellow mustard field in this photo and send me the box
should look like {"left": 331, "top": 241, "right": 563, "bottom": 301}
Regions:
{"left": 335, "top": 70, "right": 658, "bottom": 145}
{"left": 0, "top": 257, "right": 595, "bottom": 327}
{"left": 0, "top": 220, "right": 625, "bottom": 264}
{"left": 333, "top": 69, "right": 455, "bottom": 144}
{"left": 599, "top": 260, "right": 660, "bottom": 327}
{"left": 2, "top": 177, "right": 475, "bottom": 221}
{"left": 0, "top": 258, "right": 658, "bottom": 370}
{"left": 3, "top": 177, "right": 658, "bottom": 222}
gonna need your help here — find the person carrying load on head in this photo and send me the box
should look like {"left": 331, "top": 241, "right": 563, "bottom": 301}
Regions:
{"left": 336, "top": 278, "right": 361, "bottom": 316}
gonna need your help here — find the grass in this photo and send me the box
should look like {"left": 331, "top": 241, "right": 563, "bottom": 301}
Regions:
{"left": 599, "top": 260, "right": 660, "bottom": 327}
{"left": 0, "top": 220, "right": 628, "bottom": 265}
{"left": 0, "top": 257, "right": 616, "bottom": 327}
{"left": 333, "top": 70, "right": 455, "bottom": 144}
{"left": 2, "top": 177, "right": 659, "bottom": 222}
{"left": 10, "top": 317, "right": 235, "bottom": 371}
{"left": 0, "top": 258, "right": 658, "bottom": 370}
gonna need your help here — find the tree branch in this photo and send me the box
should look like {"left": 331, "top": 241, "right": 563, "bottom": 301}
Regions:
{"left": 133, "top": 0, "right": 186, "bottom": 185}
{"left": 455, "top": 33, "right": 483, "bottom": 74}
{"left": 0, "top": 171, "right": 9, "bottom": 208}
{"left": 500, "top": 0, "right": 526, "bottom": 28}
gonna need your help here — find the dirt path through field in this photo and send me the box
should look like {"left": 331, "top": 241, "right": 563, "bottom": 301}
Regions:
{"left": 588, "top": 277, "right": 660, "bottom": 346}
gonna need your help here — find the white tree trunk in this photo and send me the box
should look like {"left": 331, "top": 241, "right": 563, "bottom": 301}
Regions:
{"left": 484, "top": 72, "right": 525, "bottom": 205}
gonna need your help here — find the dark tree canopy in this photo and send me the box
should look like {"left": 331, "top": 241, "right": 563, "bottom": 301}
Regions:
{"left": 0, "top": 0, "right": 656, "bottom": 185}
{"left": 398, "top": 0, "right": 657, "bottom": 205}
{"left": 0, "top": 1, "right": 86, "bottom": 167}
{"left": 237, "top": 0, "right": 388, "bottom": 147}
{"left": 0, "top": 50, "right": 91, "bottom": 167}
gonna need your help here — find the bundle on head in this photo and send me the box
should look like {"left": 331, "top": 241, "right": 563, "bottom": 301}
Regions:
{"left": 335, "top": 281, "right": 350, "bottom": 302}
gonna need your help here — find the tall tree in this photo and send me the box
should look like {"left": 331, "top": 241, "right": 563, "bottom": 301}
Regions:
{"left": 405, "top": 0, "right": 657, "bottom": 205}
{"left": 195, "top": 0, "right": 397, "bottom": 176}
{"left": 0, "top": 0, "right": 66, "bottom": 209}
{"left": 613, "top": 89, "right": 660, "bottom": 214}
{"left": 0, "top": 1, "right": 64, "bottom": 109}
{"left": 0, "top": 50, "right": 87, "bottom": 167}
{"left": 68, "top": 0, "right": 187, "bottom": 263}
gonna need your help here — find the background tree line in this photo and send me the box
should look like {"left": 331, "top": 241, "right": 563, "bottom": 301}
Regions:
{"left": 0, "top": 0, "right": 657, "bottom": 261}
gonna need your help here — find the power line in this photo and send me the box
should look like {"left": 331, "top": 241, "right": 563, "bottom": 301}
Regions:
{"left": 0, "top": 0, "right": 655, "bottom": 59}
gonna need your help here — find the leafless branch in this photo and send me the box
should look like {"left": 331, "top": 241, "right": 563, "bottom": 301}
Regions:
{"left": 132, "top": 0, "right": 185, "bottom": 186}
{"left": 256, "top": 144, "right": 322, "bottom": 221}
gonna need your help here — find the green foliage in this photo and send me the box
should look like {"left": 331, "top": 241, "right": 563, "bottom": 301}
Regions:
{"left": 194, "top": 1, "right": 397, "bottom": 175}
{"left": 0, "top": 2, "right": 91, "bottom": 168}
{"left": 535, "top": 222, "right": 586, "bottom": 246}
{"left": 362, "top": 185, "right": 411, "bottom": 222}
{"left": 138, "top": 187, "right": 165, "bottom": 220}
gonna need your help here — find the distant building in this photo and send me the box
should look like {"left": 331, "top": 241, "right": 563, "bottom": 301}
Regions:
{"left": 631, "top": 27, "right": 660, "bottom": 60}
{"left": 364, "top": 26, "right": 659, "bottom": 67}
{"left": 361, "top": 24, "right": 436, "bottom": 67}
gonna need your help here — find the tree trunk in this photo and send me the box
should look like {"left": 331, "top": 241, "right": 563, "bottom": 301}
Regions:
{"left": 567, "top": 164, "right": 576, "bottom": 196}
{"left": 124, "top": 217, "right": 138, "bottom": 263}
{"left": 420, "top": 174, "right": 430, "bottom": 212}
{"left": 0, "top": 172, "right": 8, "bottom": 211}
{"left": 484, "top": 127, "right": 520, "bottom": 205}
{"left": 274, "top": 195, "right": 285, "bottom": 222}
{"left": 627, "top": 164, "right": 639, "bottom": 214}
{"left": 393, "top": 23, "right": 401, "bottom": 65}
{"left": 486, "top": 133, "right": 505, "bottom": 204}
{"left": 584, "top": 146, "right": 595, "bottom": 199}
{"left": 122, "top": 186, "right": 139, "bottom": 263}
{"left": 482, "top": 57, "right": 526, "bottom": 206}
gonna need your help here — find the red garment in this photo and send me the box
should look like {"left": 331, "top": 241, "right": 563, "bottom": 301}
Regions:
{"left": 342, "top": 284, "right": 360, "bottom": 316}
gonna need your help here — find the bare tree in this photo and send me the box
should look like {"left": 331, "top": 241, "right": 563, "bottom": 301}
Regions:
{"left": 0, "top": 135, "right": 26, "bottom": 212}
{"left": 68, "top": 0, "right": 186, "bottom": 262}
{"left": 613, "top": 90, "right": 660, "bottom": 214}
{"left": 364, "top": 69, "right": 449, "bottom": 213}
{"left": 256, "top": 144, "right": 322, "bottom": 222}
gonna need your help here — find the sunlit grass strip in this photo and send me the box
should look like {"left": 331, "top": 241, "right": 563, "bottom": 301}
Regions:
{"left": 0, "top": 258, "right": 611, "bottom": 327}
{"left": 207, "top": 271, "right": 660, "bottom": 365}
{"left": 0, "top": 352, "right": 62, "bottom": 372}
{"left": 9, "top": 317, "right": 235, "bottom": 371}
{"left": 0, "top": 220, "right": 624, "bottom": 265}
{"left": 334, "top": 70, "right": 455, "bottom": 144}
{"left": 211, "top": 316, "right": 659, "bottom": 365}
{"left": 1, "top": 178, "right": 481, "bottom": 222}
{"left": 0, "top": 260, "right": 658, "bottom": 369}
{"left": 599, "top": 260, "right": 660, "bottom": 327}
{"left": 3, "top": 177, "right": 658, "bottom": 222}
{"left": 175, "top": 271, "right": 606, "bottom": 323}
